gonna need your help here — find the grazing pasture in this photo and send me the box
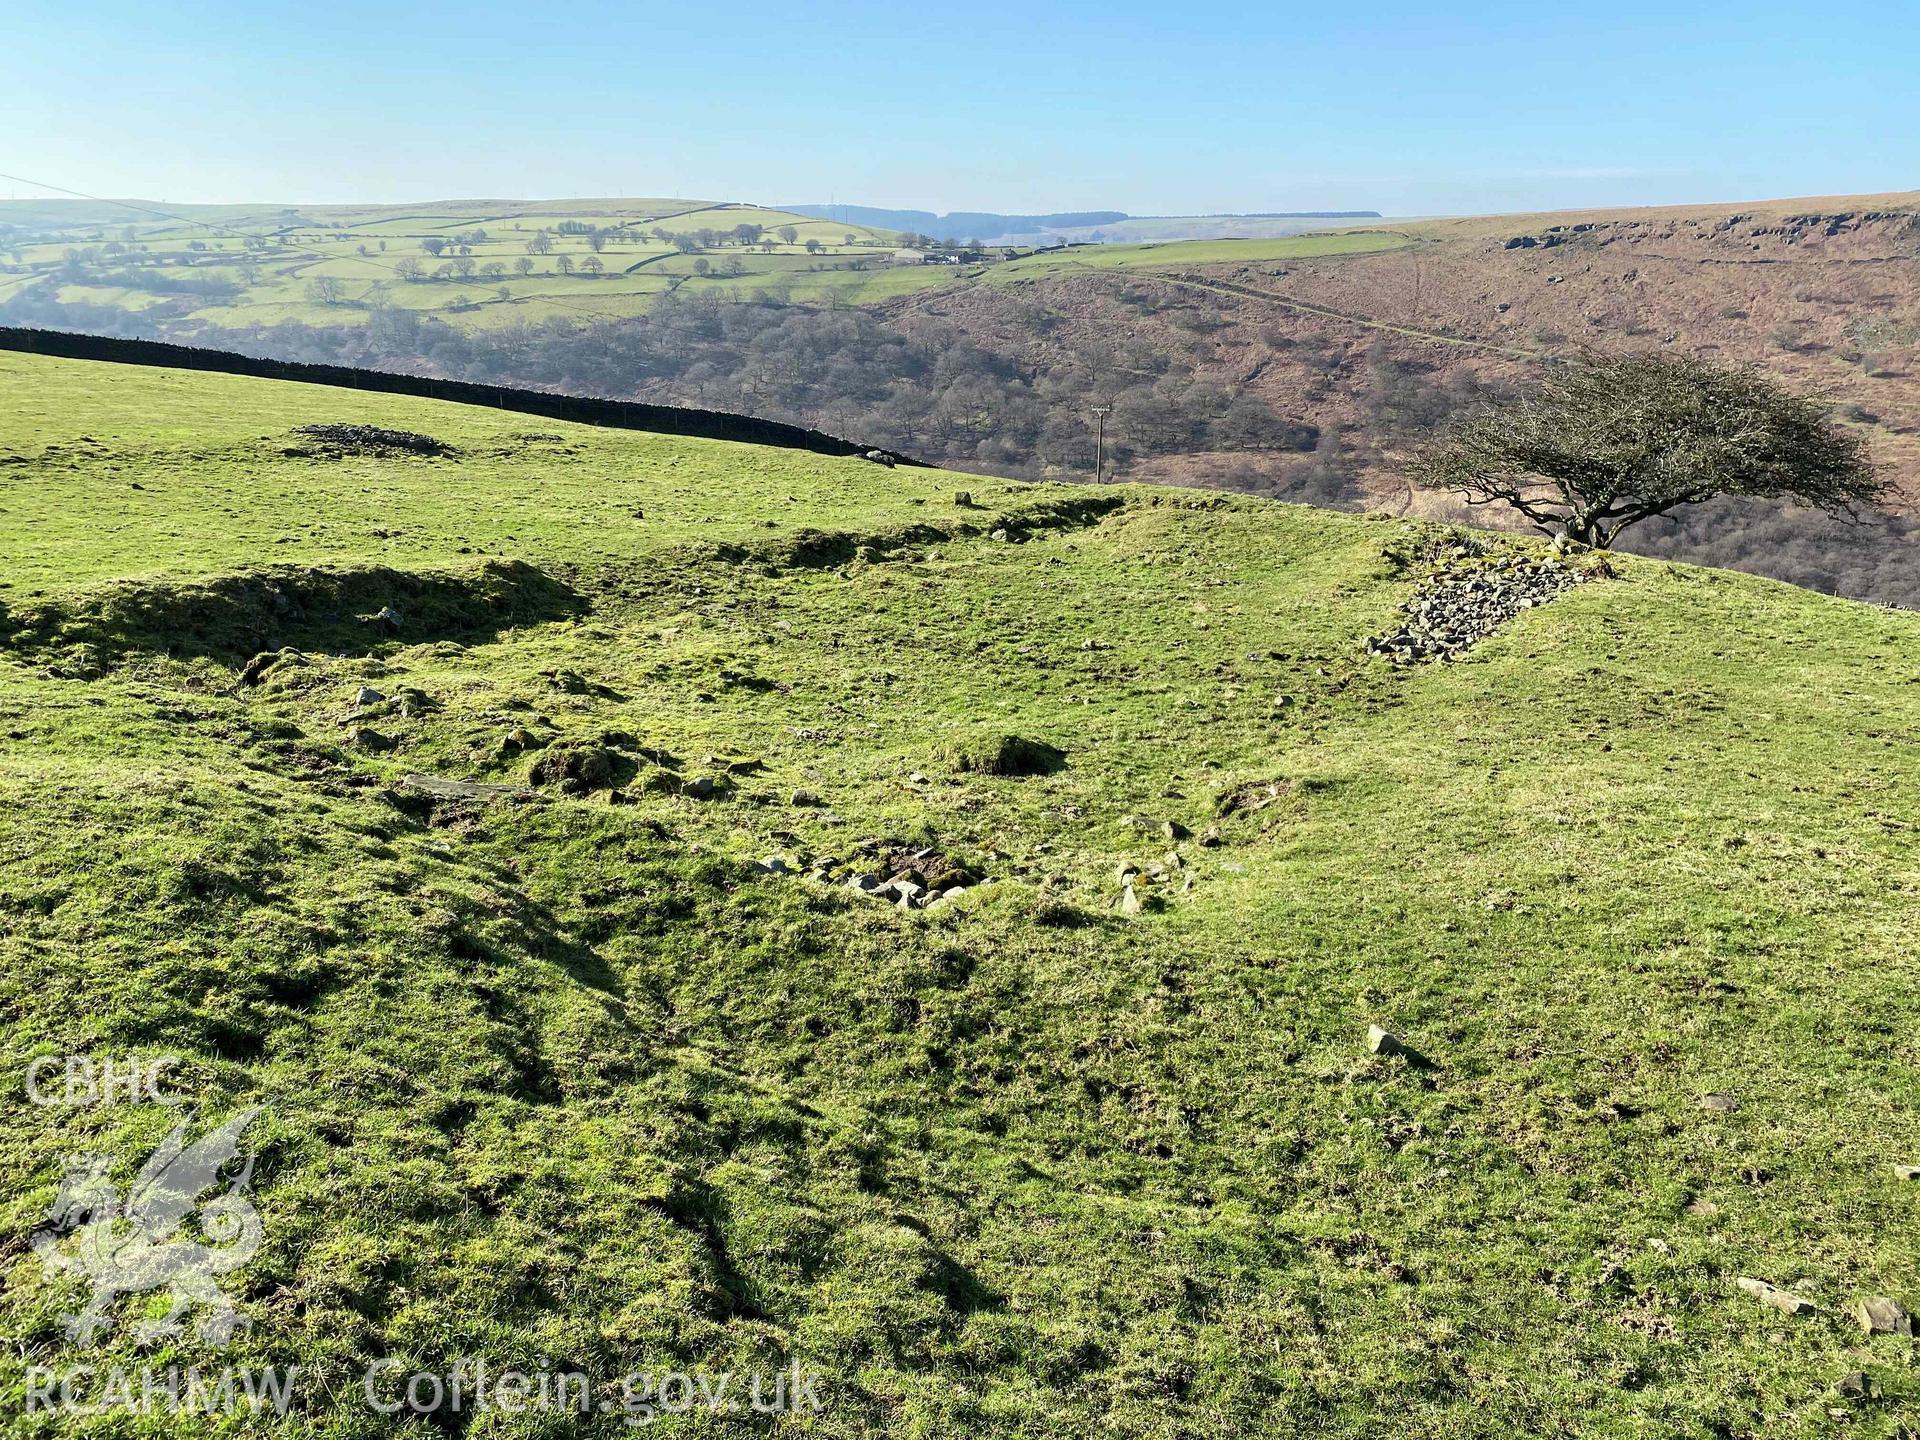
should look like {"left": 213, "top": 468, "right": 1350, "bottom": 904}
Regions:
{"left": 2, "top": 350, "right": 1919, "bottom": 1434}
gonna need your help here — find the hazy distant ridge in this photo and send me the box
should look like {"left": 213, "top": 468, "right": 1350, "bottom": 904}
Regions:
{"left": 786, "top": 204, "right": 1382, "bottom": 238}
{"left": 786, "top": 205, "right": 1127, "bottom": 236}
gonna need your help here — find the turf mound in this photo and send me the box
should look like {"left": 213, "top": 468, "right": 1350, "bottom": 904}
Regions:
{"left": 3, "top": 558, "right": 584, "bottom": 663}
{"left": 288, "top": 423, "right": 453, "bottom": 457}
{"left": 938, "top": 732, "right": 1069, "bottom": 776}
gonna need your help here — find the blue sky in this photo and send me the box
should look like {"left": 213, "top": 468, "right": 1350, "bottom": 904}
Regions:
{"left": 3, "top": 0, "right": 1913, "bottom": 216}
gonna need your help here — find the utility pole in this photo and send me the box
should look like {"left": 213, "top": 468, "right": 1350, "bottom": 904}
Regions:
{"left": 1090, "top": 405, "right": 1111, "bottom": 483}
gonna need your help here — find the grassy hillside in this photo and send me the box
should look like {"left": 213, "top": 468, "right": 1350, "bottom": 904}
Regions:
{"left": 3, "top": 353, "right": 1920, "bottom": 1436}
{"left": 0, "top": 197, "right": 928, "bottom": 329}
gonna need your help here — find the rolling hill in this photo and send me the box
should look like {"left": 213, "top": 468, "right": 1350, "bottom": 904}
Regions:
{"left": 3, "top": 349, "right": 1919, "bottom": 1435}
{"left": 0, "top": 196, "right": 923, "bottom": 330}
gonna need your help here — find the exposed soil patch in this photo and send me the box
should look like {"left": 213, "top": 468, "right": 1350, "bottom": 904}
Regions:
{"left": 1214, "top": 778, "right": 1297, "bottom": 816}
{"left": 527, "top": 742, "right": 641, "bottom": 794}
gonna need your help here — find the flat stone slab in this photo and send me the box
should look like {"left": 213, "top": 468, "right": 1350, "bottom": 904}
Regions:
{"left": 400, "top": 773, "right": 539, "bottom": 800}
{"left": 1736, "top": 1277, "right": 1817, "bottom": 1316}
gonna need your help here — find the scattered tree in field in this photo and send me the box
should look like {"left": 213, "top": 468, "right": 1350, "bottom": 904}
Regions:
{"left": 721, "top": 257, "right": 746, "bottom": 277}
{"left": 480, "top": 261, "right": 507, "bottom": 280}
{"left": 527, "top": 230, "right": 554, "bottom": 255}
{"left": 421, "top": 237, "right": 446, "bottom": 256}
{"left": 514, "top": 257, "right": 534, "bottom": 277}
{"left": 451, "top": 255, "right": 476, "bottom": 279}
{"left": 580, "top": 255, "right": 604, "bottom": 276}
{"left": 586, "top": 228, "right": 606, "bottom": 253}
{"left": 843, "top": 233, "right": 856, "bottom": 247}
{"left": 804, "top": 238, "right": 824, "bottom": 255}
{"left": 495, "top": 286, "right": 510, "bottom": 303}
{"left": 556, "top": 255, "right": 574, "bottom": 275}
{"left": 393, "top": 256, "right": 425, "bottom": 281}
{"left": 777, "top": 226, "right": 798, "bottom": 245}
{"left": 692, "top": 257, "right": 711, "bottom": 276}
{"left": 1413, "top": 353, "right": 1884, "bottom": 546}
{"left": 306, "top": 275, "right": 347, "bottom": 305}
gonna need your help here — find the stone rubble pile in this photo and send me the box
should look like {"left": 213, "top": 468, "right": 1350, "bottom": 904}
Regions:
{"left": 1367, "top": 551, "right": 1588, "bottom": 664}
{"left": 756, "top": 838, "right": 987, "bottom": 912}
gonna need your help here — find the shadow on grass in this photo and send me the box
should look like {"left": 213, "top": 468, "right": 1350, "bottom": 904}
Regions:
{"left": 4, "top": 558, "right": 585, "bottom": 667}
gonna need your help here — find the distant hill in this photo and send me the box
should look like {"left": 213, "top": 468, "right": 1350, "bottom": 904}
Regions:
{"left": 0, "top": 196, "right": 918, "bottom": 329}
{"left": 786, "top": 203, "right": 1381, "bottom": 245}
{"left": 1022, "top": 213, "right": 1387, "bottom": 245}
{"left": 8, "top": 187, "right": 1914, "bottom": 607}
{"left": 786, "top": 205, "right": 1129, "bottom": 239}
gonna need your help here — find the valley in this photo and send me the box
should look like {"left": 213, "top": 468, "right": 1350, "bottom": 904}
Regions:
{"left": 8, "top": 190, "right": 1913, "bottom": 606}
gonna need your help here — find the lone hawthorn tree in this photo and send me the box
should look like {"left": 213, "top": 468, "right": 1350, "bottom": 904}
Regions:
{"left": 1414, "top": 353, "right": 1882, "bottom": 547}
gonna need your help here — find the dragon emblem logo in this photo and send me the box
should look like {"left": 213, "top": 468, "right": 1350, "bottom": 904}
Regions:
{"left": 32, "top": 1107, "right": 264, "bottom": 1347}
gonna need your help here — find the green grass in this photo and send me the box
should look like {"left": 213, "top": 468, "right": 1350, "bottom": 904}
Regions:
{"left": 3, "top": 352, "right": 1920, "bottom": 1436}
{"left": 0, "top": 353, "right": 1057, "bottom": 592}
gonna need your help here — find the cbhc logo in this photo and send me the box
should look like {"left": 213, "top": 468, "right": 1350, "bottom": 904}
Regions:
{"left": 25, "top": 1055, "right": 182, "bottom": 1108}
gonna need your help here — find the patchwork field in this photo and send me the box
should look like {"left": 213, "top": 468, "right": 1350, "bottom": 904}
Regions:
{"left": 0, "top": 198, "right": 1423, "bottom": 330}
{"left": 3, "top": 351, "right": 1919, "bottom": 1435}
{"left": 0, "top": 197, "right": 942, "bottom": 330}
